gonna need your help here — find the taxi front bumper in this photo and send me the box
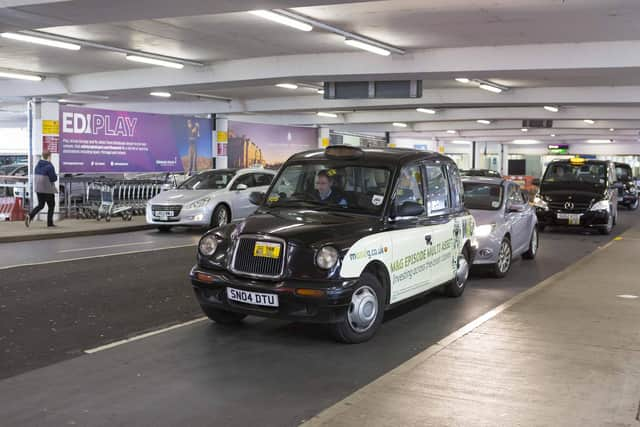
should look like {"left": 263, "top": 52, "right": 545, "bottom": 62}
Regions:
{"left": 535, "top": 208, "right": 610, "bottom": 228}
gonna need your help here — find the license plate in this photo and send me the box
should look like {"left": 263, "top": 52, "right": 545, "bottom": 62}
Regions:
{"left": 226, "top": 287, "right": 279, "bottom": 307}
{"left": 154, "top": 210, "right": 174, "bottom": 218}
{"left": 253, "top": 241, "right": 281, "bottom": 259}
{"left": 557, "top": 213, "right": 582, "bottom": 225}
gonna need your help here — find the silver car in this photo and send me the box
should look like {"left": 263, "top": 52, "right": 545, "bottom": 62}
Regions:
{"left": 146, "top": 168, "right": 276, "bottom": 231}
{"left": 463, "top": 177, "right": 539, "bottom": 277}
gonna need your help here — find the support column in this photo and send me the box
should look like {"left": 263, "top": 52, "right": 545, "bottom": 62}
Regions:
{"left": 215, "top": 118, "right": 228, "bottom": 169}
{"left": 501, "top": 143, "right": 509, "bottom": 175}
{"left": 318, "top": 127, "right": 330, "bottom": 148}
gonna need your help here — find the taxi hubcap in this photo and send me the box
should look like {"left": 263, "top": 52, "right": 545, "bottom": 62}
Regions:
{"left": 348, "top": 285, "right": 378, "bottom": 333}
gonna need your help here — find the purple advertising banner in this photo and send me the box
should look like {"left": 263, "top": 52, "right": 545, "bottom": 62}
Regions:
{"left": 59, "top": 106, "right": 212, "bottom": 173}
{"left": 228, "top": 121, "right": 317, "bottom": 169}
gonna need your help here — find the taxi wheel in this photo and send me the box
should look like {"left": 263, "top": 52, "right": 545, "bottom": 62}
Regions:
{"left": 444, "top": 249, "right": 470, "bottom": 297}
{"left": 630, "top": 199, "right": 639, "bottom": 210}
{"left": 201, "top": 305, "right": 247, "bottom": 324}
{"left": 211, "top": 205, "right": 230, "bottom": 228}
{"left": 522, "top": 228, "right": 539, "bottom": 260}
{"left": 599, "top": 212, "right": 614, "bottom": 235}
{"left": 492, "top": 238, "right": 512, "bottom": 278}
{"left": 330, "top": 272, "right": 384, "bottom": 344}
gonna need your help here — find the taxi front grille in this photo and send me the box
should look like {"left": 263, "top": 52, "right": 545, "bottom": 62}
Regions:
{"left": 548, "top": 201, "right": 590, "bottom": 212}
{"left": 231, "top": 236, "right": 285, "bottom": 279}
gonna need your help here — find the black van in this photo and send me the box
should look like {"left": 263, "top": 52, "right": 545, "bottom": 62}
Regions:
{"left": 190, "top": 146, "right": 476, "bottom": 343}
{"left": 533, "top": 158, "right": 619, "bottom": 234}
{"left": 614, "top": 162, "right": 639, "bottom": 210}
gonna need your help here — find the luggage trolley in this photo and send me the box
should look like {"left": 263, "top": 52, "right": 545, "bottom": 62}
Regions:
{"left": 97, "top": 183, "right": 133, "bottom": 222}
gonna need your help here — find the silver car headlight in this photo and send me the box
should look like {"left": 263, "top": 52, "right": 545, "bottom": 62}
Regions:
{"left": 199, "top": 235, "right": 219, "bottom": 256}
{"left": 475, "top": 224, "right": 496, "bottom": 238}
{"left": 590, "top": 200, "right": 610, "bottom": 212}
{"left": 186, "top": 197, "right": 210, "bottom": 209}
{"left": 532, "top": 195, "right": 548, "bottom": 210}
{"left": 316, "top": 246, "right": 339, "bottom": 270}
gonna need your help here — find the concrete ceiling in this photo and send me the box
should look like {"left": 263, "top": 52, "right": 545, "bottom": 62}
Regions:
{"left": 1, "top": 0, "right": 640, "bottom": 145}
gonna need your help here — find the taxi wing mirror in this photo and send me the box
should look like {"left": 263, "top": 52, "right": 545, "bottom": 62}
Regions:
{"left": 249, "top": 191, "right": 265, "bottom": 205}
{"left": 532, "top": 178, "right": 541, "bottom": 186}
{"left": 396, "top": 201, "right": 425, "bottom": 217}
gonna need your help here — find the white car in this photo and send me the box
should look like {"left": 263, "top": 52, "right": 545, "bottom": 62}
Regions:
{"left": 146, "top": 168, "right": 276, "bottom": 231}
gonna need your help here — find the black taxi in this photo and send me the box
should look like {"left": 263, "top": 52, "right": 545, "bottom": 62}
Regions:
{"left": 190, "top": 146, "right": 476, "bottom": 343}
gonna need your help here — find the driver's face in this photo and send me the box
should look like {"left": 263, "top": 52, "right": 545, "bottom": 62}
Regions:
{"left": 316, "top": 176, "right": 331, "bottom": 193}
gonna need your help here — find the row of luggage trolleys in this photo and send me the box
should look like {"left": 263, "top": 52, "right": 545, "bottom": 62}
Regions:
{"left": 76, "top": 180, "right": 165, "bottom": 222}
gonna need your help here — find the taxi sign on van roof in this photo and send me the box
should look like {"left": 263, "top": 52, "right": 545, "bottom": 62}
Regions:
{"left": 325, "top": 145, "right": 364, "bottom": 159}
{"left": 569, "top": 156, "right": 586, "bottom": 165}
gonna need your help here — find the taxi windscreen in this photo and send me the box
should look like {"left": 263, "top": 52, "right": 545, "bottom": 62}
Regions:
{"left": 542, "top": 162, "right": 607, "bottom": 186}
{"left": 462, "top": 182, "right": 503, "bottom": 210}
{"left": 179, "top": 170, "right": 236, "bottom": 190}
{"left": 265, "top": 163, "right": 391, "bottom": 215}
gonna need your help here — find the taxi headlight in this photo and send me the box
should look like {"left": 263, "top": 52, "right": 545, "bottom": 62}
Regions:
{"left": 590, "top": 200, "right": 610, "bottom": 212}
{"left": 316, "top": 246, "right": 339, "bottom": 270}
{"left": 532, "top": 195, "right": 548, "bottom": 210}
{"left": 475, "top": 224, "right": 496, "bottom": 237}
{"left": 199, "top": 235, "right": 219, "bottom": 256}
{"left": 186, "top": 197, "right": 210, "bottom": 209}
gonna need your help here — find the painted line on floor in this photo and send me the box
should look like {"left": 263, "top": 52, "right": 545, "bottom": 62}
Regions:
{"left": 303, "top": 231, "right": 622, "bottom": 426}
{"left": 58, "top": 241, "right": 156, "bottom": 253}
{"left": 0, "top": 243, "right": 197, "bottom": 271}
{"left": 84, "top": 317, "right": 207, "bottom": 354}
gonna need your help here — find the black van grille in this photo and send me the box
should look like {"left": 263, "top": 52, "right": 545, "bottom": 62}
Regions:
{"left": 232, "top": 237, "right": 285, "bottom": 279}
{"left": 548, "top": 201, "right": 590, "bottom": 212}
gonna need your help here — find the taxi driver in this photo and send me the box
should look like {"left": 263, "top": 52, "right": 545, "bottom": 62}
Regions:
{"left": 314, "top": 169, "right": 348, "bottom": 206}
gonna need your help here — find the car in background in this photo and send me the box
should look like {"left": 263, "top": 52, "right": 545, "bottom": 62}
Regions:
{"left": 463, "top": 177, "right": 538, "bottom": 277}
{"left": 461, "top": 169, "right": 502, "bottom": 178}
{"left": 533, "top": 158, "right": 619, "bottom": 234}
{"left": 614, "top": 162, "right": 638, "bottom": 210}
{"left": 0, "top": 163, "right": 28, "bottom": 197}
{"left": 146, "top": 168, "right": 276, "bottom": 232}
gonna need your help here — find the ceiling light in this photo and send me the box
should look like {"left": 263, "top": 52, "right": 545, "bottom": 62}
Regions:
{"left": 451, "top": 140, "right": 471, "bottom": 145}
{"left": 1, "top": 32, "right": 81, "bottom": 50}
{"left": 249, "top": 10, "right": 313, "bottom": 32}
{"left": 609, "top": 128, "right": 615, "bottom": 132}
{"left": 150, "top": 92, "right": 171, "bottom": 98}
{"left": 543, "top": 105, "right": 559, "bottom": 112}
{"left": 512, "top": 140, "right": 541, "bottom": 145}
{"left": 455, "top": 78, "right": 471, "bottom": 84}
{"left": 0, "top": 70, "right": 42, "bottom": 81}
{"left": 317, "top": 112, "right": 337, "bottom": 118}
{"left": 276, "top": 83, "right": 298, "bottom": 90}
{"left": 583, "top": 119, "right": 595, "bottom": 124}
{"left": 344, "top": 38, "right": 391, "bottom": 56}
{"left": 446, "top": 130, "right": 457, "bottom": 134}
{"left": 521, "top": 128, "right": 528, "bottom": 132}
{"left": 416, "top": 108, "right": 436, "bottom": 114}
{"left": 477, "top": 119, "right": 491, "bottom": 125}
{"left": 126, "top": 55, "right": 184, "bottom": 69}
{"left": 392, "top": 122, "right": 408, "bottom": 128}
{"left": 479, "top": 84, "right": 503, "bottom": 93}
{"left": 317, "top": 89, "right": 325, "bottom": 94}
{"left": 550, "top": 134, "right": 556, "bottom": 137}
{"left": 586, "top": 139, "right": 613, "bottom": 144}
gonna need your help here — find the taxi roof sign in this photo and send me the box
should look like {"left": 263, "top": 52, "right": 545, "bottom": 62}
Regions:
{"left": 325, "top": 145, "right": 364, "bottom": 159}
{"left": 569, "top": 156, "right": 586, "bottom": 165}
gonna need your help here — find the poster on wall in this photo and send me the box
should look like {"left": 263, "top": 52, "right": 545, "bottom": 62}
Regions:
{"left": 59, "top": 106, "right": 212, "bottom": 173}
{"left": 228, "top": 121, "right": 317, "bottom": 170}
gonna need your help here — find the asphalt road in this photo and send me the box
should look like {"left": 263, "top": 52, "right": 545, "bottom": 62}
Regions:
{"left": 0, "top": 212, "right": 637, "bottom": 426}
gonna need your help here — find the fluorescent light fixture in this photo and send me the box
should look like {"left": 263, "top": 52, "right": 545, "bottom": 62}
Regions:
{"left": 586, "top": 139, "right": 613, "bottom": 144}
{"left": 583, "top": 119, "right": 595, "bottom": 124}
{"left": 150, "top": 91, "right": 171, "bottom": 98}
{"left": 512, "top": 139, "right": 541, "bottom": 145}
{"left": 543, "top": 105, "right": 559, "bottom": 112}
{"left": 550, "top": 133, "right": 556, "bottom": 137}
{"left": 479, "top": 83, "right": 503, "bottom": 93}
{"left": 249, "top": 10, "right": 313, "bottom": 32}
{"left": 344, "top": 38, "right": 391, "bottom": 56}
{"left": 317, "top": 89, "right": 324, "bottom": 94}
{"left": 521, "top": 128, "right": 528, "bottom": 132}
{"left": 126, "top": 55, "right": 184, "bottom": 69}
{"left": 0, "top": 70, "right": 42, "bottom": 81}
{"left": 451, "top": 140, "right": 471, "bottom": 145}
{"left": 477, "top": 119, "right": 491, "bottom": 125}
{"left": 446, "top": 130, "right": 457, "bottom": 134}
{"left": 455, "top": 78, "right": 471, "bottom": 84}
{"left": 416, "top": 108, "right": 436, "bottom": 114}
{"left": 1, "top": 32, "right": 81, "bottom": 50}
{"left": 317, "top": 112, "right": 337, "bottom": 118}
{"left": 609, "top": 128, "right": 615, "bottom": 131}
{"left": 276, "top": 83, "right": 298, "bottom": 90}
{"left": 392, "top": 122, "right": 408, "bottom": 128}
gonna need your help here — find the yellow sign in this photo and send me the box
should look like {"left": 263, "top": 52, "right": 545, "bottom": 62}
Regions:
{"left": 438, "top": 145, "right": 445, "bottom": 153}
{"left": 217, "top": 131, "right": 228, "bottom": 143}
{"left": 321, "top": 137, "right": 330, "bottom": 147}
{"left": 253, "top": 242, "right": 281, "bottom": 259}
{"left": 42, "top": 120, "right": 59, "bottom": 135}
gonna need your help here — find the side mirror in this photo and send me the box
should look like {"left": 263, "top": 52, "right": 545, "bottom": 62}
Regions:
{"left": 396, "top": 201, "right": 425, "bottom": 217}
{"left": 236, "top": 183, "right": 248, "bottom": 191}
{"left": 249, "top": 191, "right": 265, "bottom": 205}
{"left": 532, "top": 178, "right": 541, "bottom": 186}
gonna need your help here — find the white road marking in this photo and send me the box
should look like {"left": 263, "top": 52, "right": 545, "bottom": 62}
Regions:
{"left": 0, "top": 244, "right": 196, "bottom": 271}
{"left": 616, "top": 294, "right": 639, "bottom": 299}
{"left": 58, "top": 241, "right": 156, "bottom": 253}
{"left": 84, "top": 317, "right": 207, "bottom": 354}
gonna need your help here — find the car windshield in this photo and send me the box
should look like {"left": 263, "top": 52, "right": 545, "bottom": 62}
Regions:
{"left": 462, "top": 182, "right": 503, "bottom": 210}
{"left": 265, "top": 162, "right": 392, "bottom": 215}
{"left": 178, "top": 171, "right": 236, "bottom": 190}
{"left": 542, "top": 162, "right": 607, "bottom": 185}
{"left": 616, "top": 165, "right": 632, "bottom": 182}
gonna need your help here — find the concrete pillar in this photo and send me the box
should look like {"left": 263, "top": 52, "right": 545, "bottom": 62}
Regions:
{"left": 318, "top": 127, "right": 330, "bottom": 148}
{"left": 29, "top": 101, "right": 61, "bottom": 222}
{"left": 501, "top": 144, "right": 509, "bottom": 175}
{"left": 215, "top": 118, "right": 228, "bottom": 169}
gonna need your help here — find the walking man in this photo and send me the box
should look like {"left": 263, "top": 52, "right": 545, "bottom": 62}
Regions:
{"left": 25, "top": 151, "right": 58, "bottom": 227}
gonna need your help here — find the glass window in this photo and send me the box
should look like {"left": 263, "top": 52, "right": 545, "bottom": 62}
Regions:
{"left": 178, "top": 170, "right": 236, "bottom": 190}
{"left": 507, "top": 184, "right": 525, "bottom": 205}
{"left": 425, "top": 165, "right": 450, "bottom": 215}
{"left": 447, "top": 164, "right": 464, "bottom": 210}
{"left": 395, "top": 165, "right": 424, "bottom": 210}
{"left": 254, "top": 173, "right": 273, "bottom": 187}
{"left": 232, "top": 173, "right": 256, "bottom": 189}
{"left": 462, "top": 182, "right": 503, "bottom": 210}
{"left": 542, "top": 162, "right": 607, "bottom": 185}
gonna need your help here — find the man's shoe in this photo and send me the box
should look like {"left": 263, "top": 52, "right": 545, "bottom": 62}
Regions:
{"left": 47, "top": 224, "right": 56, "bottom": 228}
{"left": 25, "top": 216, "right": 30, "bottom": 227}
